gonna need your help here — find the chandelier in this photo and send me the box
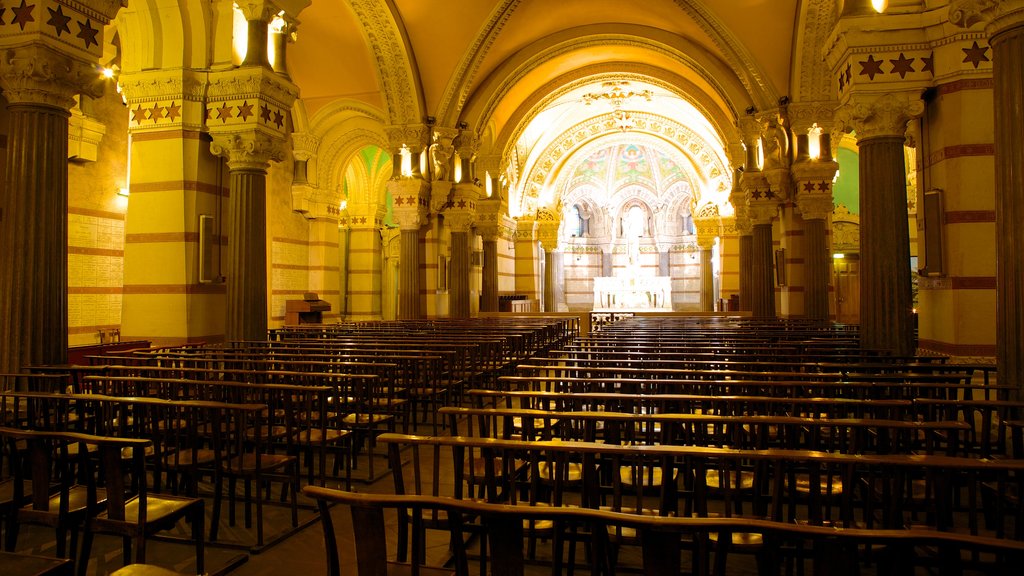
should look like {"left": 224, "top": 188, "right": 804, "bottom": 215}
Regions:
{"left": 582, "top": 81, "right": 652, "bottom": 133}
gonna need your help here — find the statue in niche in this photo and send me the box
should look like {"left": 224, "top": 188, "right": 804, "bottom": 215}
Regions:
{"left": 761, "top": 117, "right": 789, "bottom": 170}
{"left": 623, "top": 204, "right": 645, "bottom": 271}
{"left": 428, "top": 133, "right": 451, "bottom": 182}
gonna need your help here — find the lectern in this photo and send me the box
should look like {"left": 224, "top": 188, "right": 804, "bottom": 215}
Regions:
{"left": 285, "top": 293, "right": 332, "bottom": 325}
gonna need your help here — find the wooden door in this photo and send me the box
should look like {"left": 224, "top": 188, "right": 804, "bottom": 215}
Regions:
{"left": 834, "top": 257, "right": 860, "bottom": 325}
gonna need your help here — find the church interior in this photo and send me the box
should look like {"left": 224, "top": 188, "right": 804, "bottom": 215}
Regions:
{"left": 2, "top": 0, "right": 1024, "bottom": 575}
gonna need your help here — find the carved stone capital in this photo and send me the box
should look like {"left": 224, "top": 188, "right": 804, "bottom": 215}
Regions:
{"left": 835, "top": 93, "right": 924, "bottom": 141}
{"left": 950, "top": 0, "right": 1024, "bottom": 35}
{"left": 796, "top": 194, "right": 835, "bottom": 221}
{"left": 695, "top": 216, "right": 720, "bottom": 249}
{"left": 535, "top": 207, "right": 562, "bottom": 248}
{"left": 210, "top": 131, "right": 287, "bottom": 171}
{"left": 515, "top": 219, "right": 538, "bottom": 242}
{"left": 206, "top": 67, "right": 299, "bottom": 138}
{"left": 118, "top": 69, "right": 209, "bottom": 131}
{"left": 291, "top": 132, "right": 320, "bottom": 162}
{"left": 0, "top": 44, "right": 107, "bottom": 109}
{"left": 341, "top": 203, "right": 384, "bottom": 230}
{"left": 389, "top": 178, "right": 429, "bottom": 230}
{"left": 385, "top": 124, "right": 430, "bottom": 151}
{"left": 787, "top": 101, "right": 838, "bottom": 133}
{"left": 741, "top": 170, "right": 776, "bottom": 204}
{"left": 445, "top": 182, "right": 481, "bottom": 232}
{"left": 748, "top": 200, "right": 780, "bottom": 226}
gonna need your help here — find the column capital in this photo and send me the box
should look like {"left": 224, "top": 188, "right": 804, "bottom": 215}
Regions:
{"left": 694, "top": 203, "right": 721, "bottom": 249}
{"left": 787, "top": 101, "right": 837, "bottom": 134}
{"left": 120, "top": 69, "right": 209, "bottom": 133}
{"left": 385, "top": 123, "right": 431, "bottom": 153}
{"left": 535, "top": 207, "right": 562, "bottom": 249}
{"left": 210, "top": 131, "right": 286, "bottom": 171}
{"left": 235, "top": 0, "right": 311, "bottom": 22}
{"left": 741, "top": 169, "right": 782, "bottom": 209}
{"left": 950, "top": 1, "right": 1024, "bottom": 35}
{"left": 206, "top": 66, "right": 299, "bottom": 138}
{"left": 445, "top": 182, "right": 481, "bottom": 232}
{"left": 341, "top": 203, "right": 384, "bottom": 230}
{"left": 515, "top": 218, "right": 538, "bottom": 243}
{"left": 0, "top": 44, "right": 106, "bottom": 109}
{"left": 476, "top": 204, "right": 515, "bottom": 242}
{"left": 835, "top": 93, "right": 924, "bottom": 141}
{"left": 388, "top": 178, "right": 430, "bottom": 230}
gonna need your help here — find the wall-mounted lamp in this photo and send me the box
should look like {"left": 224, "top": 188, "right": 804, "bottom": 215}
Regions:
{"left": 117, "top": 188, "right": 130, "bottom": 197}
{"left": 833, "top": 253, "right": 845, "bottom": 259}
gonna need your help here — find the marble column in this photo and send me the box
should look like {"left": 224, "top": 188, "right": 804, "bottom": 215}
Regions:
{"left": 696, "top": 214, "right": 720, "bottom": 313}
{"left": 738, "top": 232, "right": 753, "bottom": 311}
{"left": 750, "top": 219, "right": 776, "bottom": 318}
{"left": 699, "top": 246, "right": 715, "bottom": 312}
{"left": 211, "top": 134, "right": 283, "bottom": 342}
{"left": 743, "top": 170, "right": 778, "bottom": 318}
{"left": 838, "top": 95, "right": 923, "bottom": 355}
{"left": 0, "top": 46, "right": 107, "bottom": 373}
{"left": 793, "top": 163, "right": 839, "bottom": 323}
{"left": 481, "top": 237, "right": 499, "bottom": 312}
{"left": 543, "top": 248, "right": 557, "bottom": 312}
{"left": 0, "top": 92, "right": 73, "bottom": 371}
{"left": 951, "top": 1, "right": 1024, "bottom": 396}
{"left": 449, "top": 229, "right": 471, "bottom": 318}
{"left": 398, "top": 227, "right": 421, "bottom": 319}
{"left": 991, "top": 8, "right": 1024, "bottom": 398}
{"left": 448, "top": 176, "right": 480, "bottom": 318}
{"left": 659, "top": 249, "right": 671, "bottom": 277}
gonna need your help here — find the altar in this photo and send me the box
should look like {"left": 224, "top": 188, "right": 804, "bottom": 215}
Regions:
{"left": 593, "top": 275, "right": 672, "bottom": 311}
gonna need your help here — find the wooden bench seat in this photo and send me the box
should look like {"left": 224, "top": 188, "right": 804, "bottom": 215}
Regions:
{"left": 303, "top": 487, "right": 1024, "bottom": 576}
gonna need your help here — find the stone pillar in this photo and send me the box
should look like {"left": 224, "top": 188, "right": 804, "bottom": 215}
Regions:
{"left": 695, "top": 210, "right": 721, "bottom": 312}
{"left": 739, "top": 231, "right": 754, "bottom": 311}
{"left": 537, "top": 211, "right": 562, "bottom": 313}
{"left": 447, "top": 211, "right": 477, "bottom": 318}
{"left": 481, "top": 237, "right": 499, "bottom": 312}
{"left": 659, "top": 249, "right": 671, "bottom": 277}
{"left": 210, "top": 133, "right": 282, "bottom": 341}
{"left": 728, "top": 189, "right": 755, "bottom": 312}
{"left": 390, "top": 179, "right": 429, "bottom": 319}
{"left": 476, "top": 197, "right": 509, "bottom": 313}
{"left": 343, "top": 208, "right": 383, "bottom": 321}
{"left": 951, "top": 1, "right": 1024, "bottom": 394}
{"left": 446, "top": 135, "right": 481, "bottom": 318}
{"left": 743, "top": 172, "right": 778, "bottom": 318}
{"left": 837, "top": 95, "right": 923, "bottom": 355}
{"left": 514, "top": 219, "right": 539, "bottom": 304}
{"left": 793, "top": 162, "right": 839, "bottom": 323}
{"left": 0, "top": 10, "right": 121, "bottom": 373}
{"left": 307, "top": 216, "right": 341, "bottom": 322}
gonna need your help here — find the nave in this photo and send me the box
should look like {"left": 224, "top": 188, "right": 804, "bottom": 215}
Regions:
{"left": 2, "top": 316, "right": 1023, "bottom": 576}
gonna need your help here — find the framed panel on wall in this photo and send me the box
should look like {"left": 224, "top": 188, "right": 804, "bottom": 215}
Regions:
{"left": 920, "top": 189, "right": 944, "bottom": 276}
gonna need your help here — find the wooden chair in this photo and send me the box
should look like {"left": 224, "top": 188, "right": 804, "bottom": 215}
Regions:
{"left": 1, "top": 426, "right": 107, "bottom": 564}
{"left": 209, "top": 402, "right": 300, "bottom": 550}
{"left": 75, "top": 429, "right": 205, "bottom": 576}
{"left": 304, "top": 486, "right": 1024, "bottom": 576}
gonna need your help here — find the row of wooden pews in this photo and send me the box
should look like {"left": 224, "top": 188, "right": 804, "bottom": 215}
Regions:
{"left": 1, "top": 318, "right": 577, "bottom": 575}
{"left": 310, "top": 315, "right": 1022, "bottom": 575}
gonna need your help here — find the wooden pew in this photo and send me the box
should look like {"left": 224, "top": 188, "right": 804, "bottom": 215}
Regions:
{"left": 303, "top": 487, "right": 1024, "bottom": 576}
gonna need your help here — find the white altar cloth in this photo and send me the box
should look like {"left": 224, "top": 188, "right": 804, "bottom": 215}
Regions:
{"left": 593, "top": 276, "right": 672, "bottom": 311}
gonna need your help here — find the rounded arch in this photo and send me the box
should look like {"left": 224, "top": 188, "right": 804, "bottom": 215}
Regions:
{"left": 460, "top": 25, "right": 750, "bottom": 143}
{"left": 116, "top": 0, "right": 225, "bottom": 72}
{"left": 344, "top": 0, "right": 428, "bottom": 126}
{"left": 292, "top": 99, "right": 390, "bottom": 209}
{"left": 519, "top": 112, "right": 729, "bottom": 216}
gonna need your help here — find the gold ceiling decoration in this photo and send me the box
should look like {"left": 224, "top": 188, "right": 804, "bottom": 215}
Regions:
{"left": 582, "top": 81, "right": 653, "bottom": 132}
